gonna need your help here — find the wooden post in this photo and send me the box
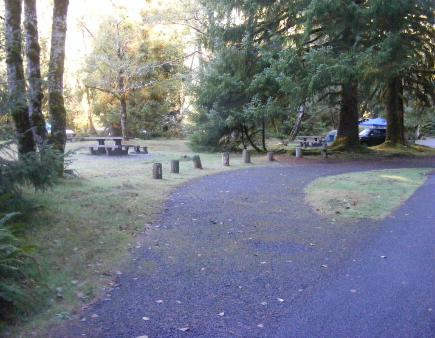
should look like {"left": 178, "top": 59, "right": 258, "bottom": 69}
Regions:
{"left": 321, "top": 144, "right": 328, "bottom": 159}
{"left": 267, "top": 152, "right": 274, "bottom": 161}
{"left": 170, "top": 159, "right": 180, "bottom": 173}
{"left": 222, "top": 152, "right": 230, "bottom": 166}
{"left": 143, "top": 146, "right": 148, "bottom": 154}
{"left": 192, "top": 155, "right": 202, "bottom": 169}
{"left": 242, "top": 149, "right": 251, "bottom": 163}
{"left": 295, "top": 147, "right": 303, "bottom": 158}
{"left": 152, "top": 163, "right": 162, "bottom": 179}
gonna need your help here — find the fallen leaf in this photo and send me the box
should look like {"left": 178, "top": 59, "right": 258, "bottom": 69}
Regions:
{"left": 178, "top": 327, "right": 190, "bottom": 332}
{"left": 260, "top": 301, "right": 267, "bottom": 306}
{"left": 321, "top": 264, "right": 328, "bottom": 268}
{"left": 156, "top": 299, "right": 163, "bottom": 304}
{"left": 218, "top": 312, "right": 225, "bottom": 317}
{"left": 257, "top": 324, "right": 264, "bottom": 328}
{"left": 136, "top": 336, "right": 149, "bottom": 338}
{"left": 380, "top": 255, "right": 387, "bottom": 259}
{"left": 91, "top": 314, "right": 99, "bottom": 318}
{"left": 142, "top": 316, "right": 150, "bottom": 321}
{"left": 277, "top": 298, "right": 284, "bottom": 303}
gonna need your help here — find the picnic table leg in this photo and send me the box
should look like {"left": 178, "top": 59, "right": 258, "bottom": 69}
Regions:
{"left": 98, "top": 140, "right": 105, "bottom": 146}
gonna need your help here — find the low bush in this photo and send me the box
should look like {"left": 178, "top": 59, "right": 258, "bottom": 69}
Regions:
{"left": 0, "top": 213, "right": 41, "bottom": 325}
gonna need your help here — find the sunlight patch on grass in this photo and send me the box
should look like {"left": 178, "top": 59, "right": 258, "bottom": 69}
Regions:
{"left": 305, "top": 168, "right": 431, "bottom": 221}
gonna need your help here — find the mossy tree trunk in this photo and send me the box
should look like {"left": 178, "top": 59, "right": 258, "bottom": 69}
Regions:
{"left": 385, "top": 77, "right": 406, "bottom": 145}
{"left": 334, "top": 82, "right": 360, "bottom": 148}
{"left": 48, "top": 0, "right": 69, "bottom": 162}
{"left": 24, "top": 0, "right": 47, "bottom": 148}
{"left": 4, "top": 0, "right": 36, "bottom": 155}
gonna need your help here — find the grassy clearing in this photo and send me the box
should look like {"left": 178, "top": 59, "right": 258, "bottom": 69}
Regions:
{"left": 7, "top": 139, "right": 270, "bottom": 337}
{"left": 305, "top": 168, "right": 432, "bottom": 220}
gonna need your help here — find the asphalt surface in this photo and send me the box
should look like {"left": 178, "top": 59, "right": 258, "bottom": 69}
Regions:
{"left": 52, "top": 158, "right": 435, "bottom": 338}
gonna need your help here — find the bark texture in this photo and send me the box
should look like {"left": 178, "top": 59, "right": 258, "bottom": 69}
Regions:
{"left": 335, "top": 82, "right": 360, "bottom": 148}
{"left": 170, "top": 160, "right": 180, "bottom": 174}
{"left": 4, "top": 0, "right": 36, "bottom": 154}
{"left": 24, "top": 0, "right": 47, "bottom": 147}
{"left": 385, "top": 77, "right": 406, "bottom": 145}
{"left": 48, "top": 0, "right": 69, "bottom": 156}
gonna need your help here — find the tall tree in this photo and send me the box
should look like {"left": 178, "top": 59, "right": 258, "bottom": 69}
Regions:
{"left": 24, "top": 0, "right": 47, "bottom": 147}
{"left": 83, "top": 17, "right": 186, "bottom": 138}
{"left": 366, "top": 0, "right": 434, "bottom": 145}
{"left": 303, "top": 0, "right": 367, "bottom": 149}
{"left": 4, "top": 0, "right": 36, "bottom": 154}
{"left": 48, "top": 0, "right": 69, "bottom": 156}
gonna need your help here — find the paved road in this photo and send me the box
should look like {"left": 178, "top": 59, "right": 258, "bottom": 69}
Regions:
{"left": 53, "top": 158, "right": 435, "bottom": 338}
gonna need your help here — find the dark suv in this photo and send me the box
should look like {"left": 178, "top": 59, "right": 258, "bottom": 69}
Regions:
{"left": 359, "top": 128, "right": 386, "bottom": 146}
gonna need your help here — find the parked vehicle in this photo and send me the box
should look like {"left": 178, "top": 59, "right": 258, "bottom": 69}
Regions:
{"left": 46, "top": 123, "right": 76, "bottom": 140}
{"left": 359, "top": 128, "right": 386, "bottom": 146}
{"left": 325, "top": 128, "right": 386, "bottom": 147}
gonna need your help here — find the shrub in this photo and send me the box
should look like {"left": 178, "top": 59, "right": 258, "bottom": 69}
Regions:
{"left": 0, "top": 213, "right": 41, "bottom": 324}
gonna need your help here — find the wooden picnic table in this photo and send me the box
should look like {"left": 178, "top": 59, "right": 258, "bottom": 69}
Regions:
{"left": 84, "top": 137, "right": 148, "bottom": 156}
{"left": 82, "top": 136, "right": 123, "bottom": 146}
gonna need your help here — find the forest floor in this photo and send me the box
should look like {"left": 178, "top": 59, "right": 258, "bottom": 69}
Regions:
{"left": 43, "top": 155, "right": 435, "bottom": 338}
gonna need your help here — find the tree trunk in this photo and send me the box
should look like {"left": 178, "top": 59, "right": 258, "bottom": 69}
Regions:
{"left": 48, "top": 0, "right": 69, "bottom": 159}
{"left": 120, "top": 94, "right": 128, "bottom": 139}
{"left": 222, "top": 152, "right": 230, "bottom": 166}
{"left": 85, "top": 88, "right": 97, "bottom": 134}
{"left": 24, "top": 0, "right": 47, "bottom": 148}
{"left": 290, "top": 106, "right": 305, "bottom": 141}
{"left": 261, "top": 116, "right": 266, "bottom": 151}
{"left": 4, "top": 0, "right": 36, "bottom": 155}
{"left": 385, "top": 77, "right": 406, "bottom": 145}
{"left": 335, "top": 82, "right": 360, "bottom": 148}
{"left": 243, "top": 126, "right": 262, "bottom": 152}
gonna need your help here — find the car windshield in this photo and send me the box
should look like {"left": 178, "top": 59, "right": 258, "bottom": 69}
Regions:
{"left": 359, "top": 128, "right": 370, "bottom": 137}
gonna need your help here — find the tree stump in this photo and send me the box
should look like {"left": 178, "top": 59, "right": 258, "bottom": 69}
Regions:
{"left": 192, "top": 155, "right": 202, "bottom": 169}
{"left": 170, "top": 159, "right": 180, "bottom": 173}
{"left": 222, "top": 152, "right": 230, "bottom": 166}
{"left": 152, "top": 163, "right": 162, "bottom": 179}
{"left": 267, "top": 152, "right": 274, "bottom": 161}
{"left": 295, "top": 147, "right": 303, "bottom": 158}
{"left": 242, "top": 149, "right": 251, "bottom": 163}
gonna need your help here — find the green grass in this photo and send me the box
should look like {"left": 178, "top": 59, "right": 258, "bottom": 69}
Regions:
{"left": 6, "top": 139, "right": 270, "bottom": 337}
{"left": 305, "top": 168, "right": 432, "bottom": 220}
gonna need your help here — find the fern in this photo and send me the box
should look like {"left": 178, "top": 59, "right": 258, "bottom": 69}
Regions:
{"left": 0, "top": 213, "right": 41, "bottom": 323}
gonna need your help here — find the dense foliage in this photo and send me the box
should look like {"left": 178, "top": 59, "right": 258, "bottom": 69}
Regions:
{"left": 190, "top": 0, "right": 434, "bottom": 151}
{"left": 82, "top": 16, "right": 187, "bottom": 138}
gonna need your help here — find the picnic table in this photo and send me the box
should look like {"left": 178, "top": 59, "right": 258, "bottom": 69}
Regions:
{"left": 84, "top": 137, "right": 148, "bottom": 156}
{"left": 296, "top": 136, "right": 325, "bottom": 148}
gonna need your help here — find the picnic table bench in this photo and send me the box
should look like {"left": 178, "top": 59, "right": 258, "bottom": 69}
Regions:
{"left": 84, "top": 137, "right": 147, "bottom": 156}
{"left": 296, "top": 136, "right": 325, "bottom": 148}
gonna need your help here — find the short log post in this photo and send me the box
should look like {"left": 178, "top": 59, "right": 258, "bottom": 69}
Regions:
{"left": 192, "top": 155, "right": 202, "bottom": 169}
{"left": 143, "top": 146, "right": 148, "bottom": 154}
{"left": 222, "top": 152, "right": 230, "bottom": 166}
{"left": 170, "top": 159, "right": 180, "bottom": 173}
{"left": 321, "top": 144, "right": 328, "bottom": 159}
{"left": 295, "top": 146, "right": 303, "bottom": 158}
{"left": 152, "top": 163, "right": 162, "bottom": 179}
{"left": 242, "top": 149, "right": 251, "bottom": 163}
{"left": 267, "top": 152, "right": 274, "bottom": 161}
